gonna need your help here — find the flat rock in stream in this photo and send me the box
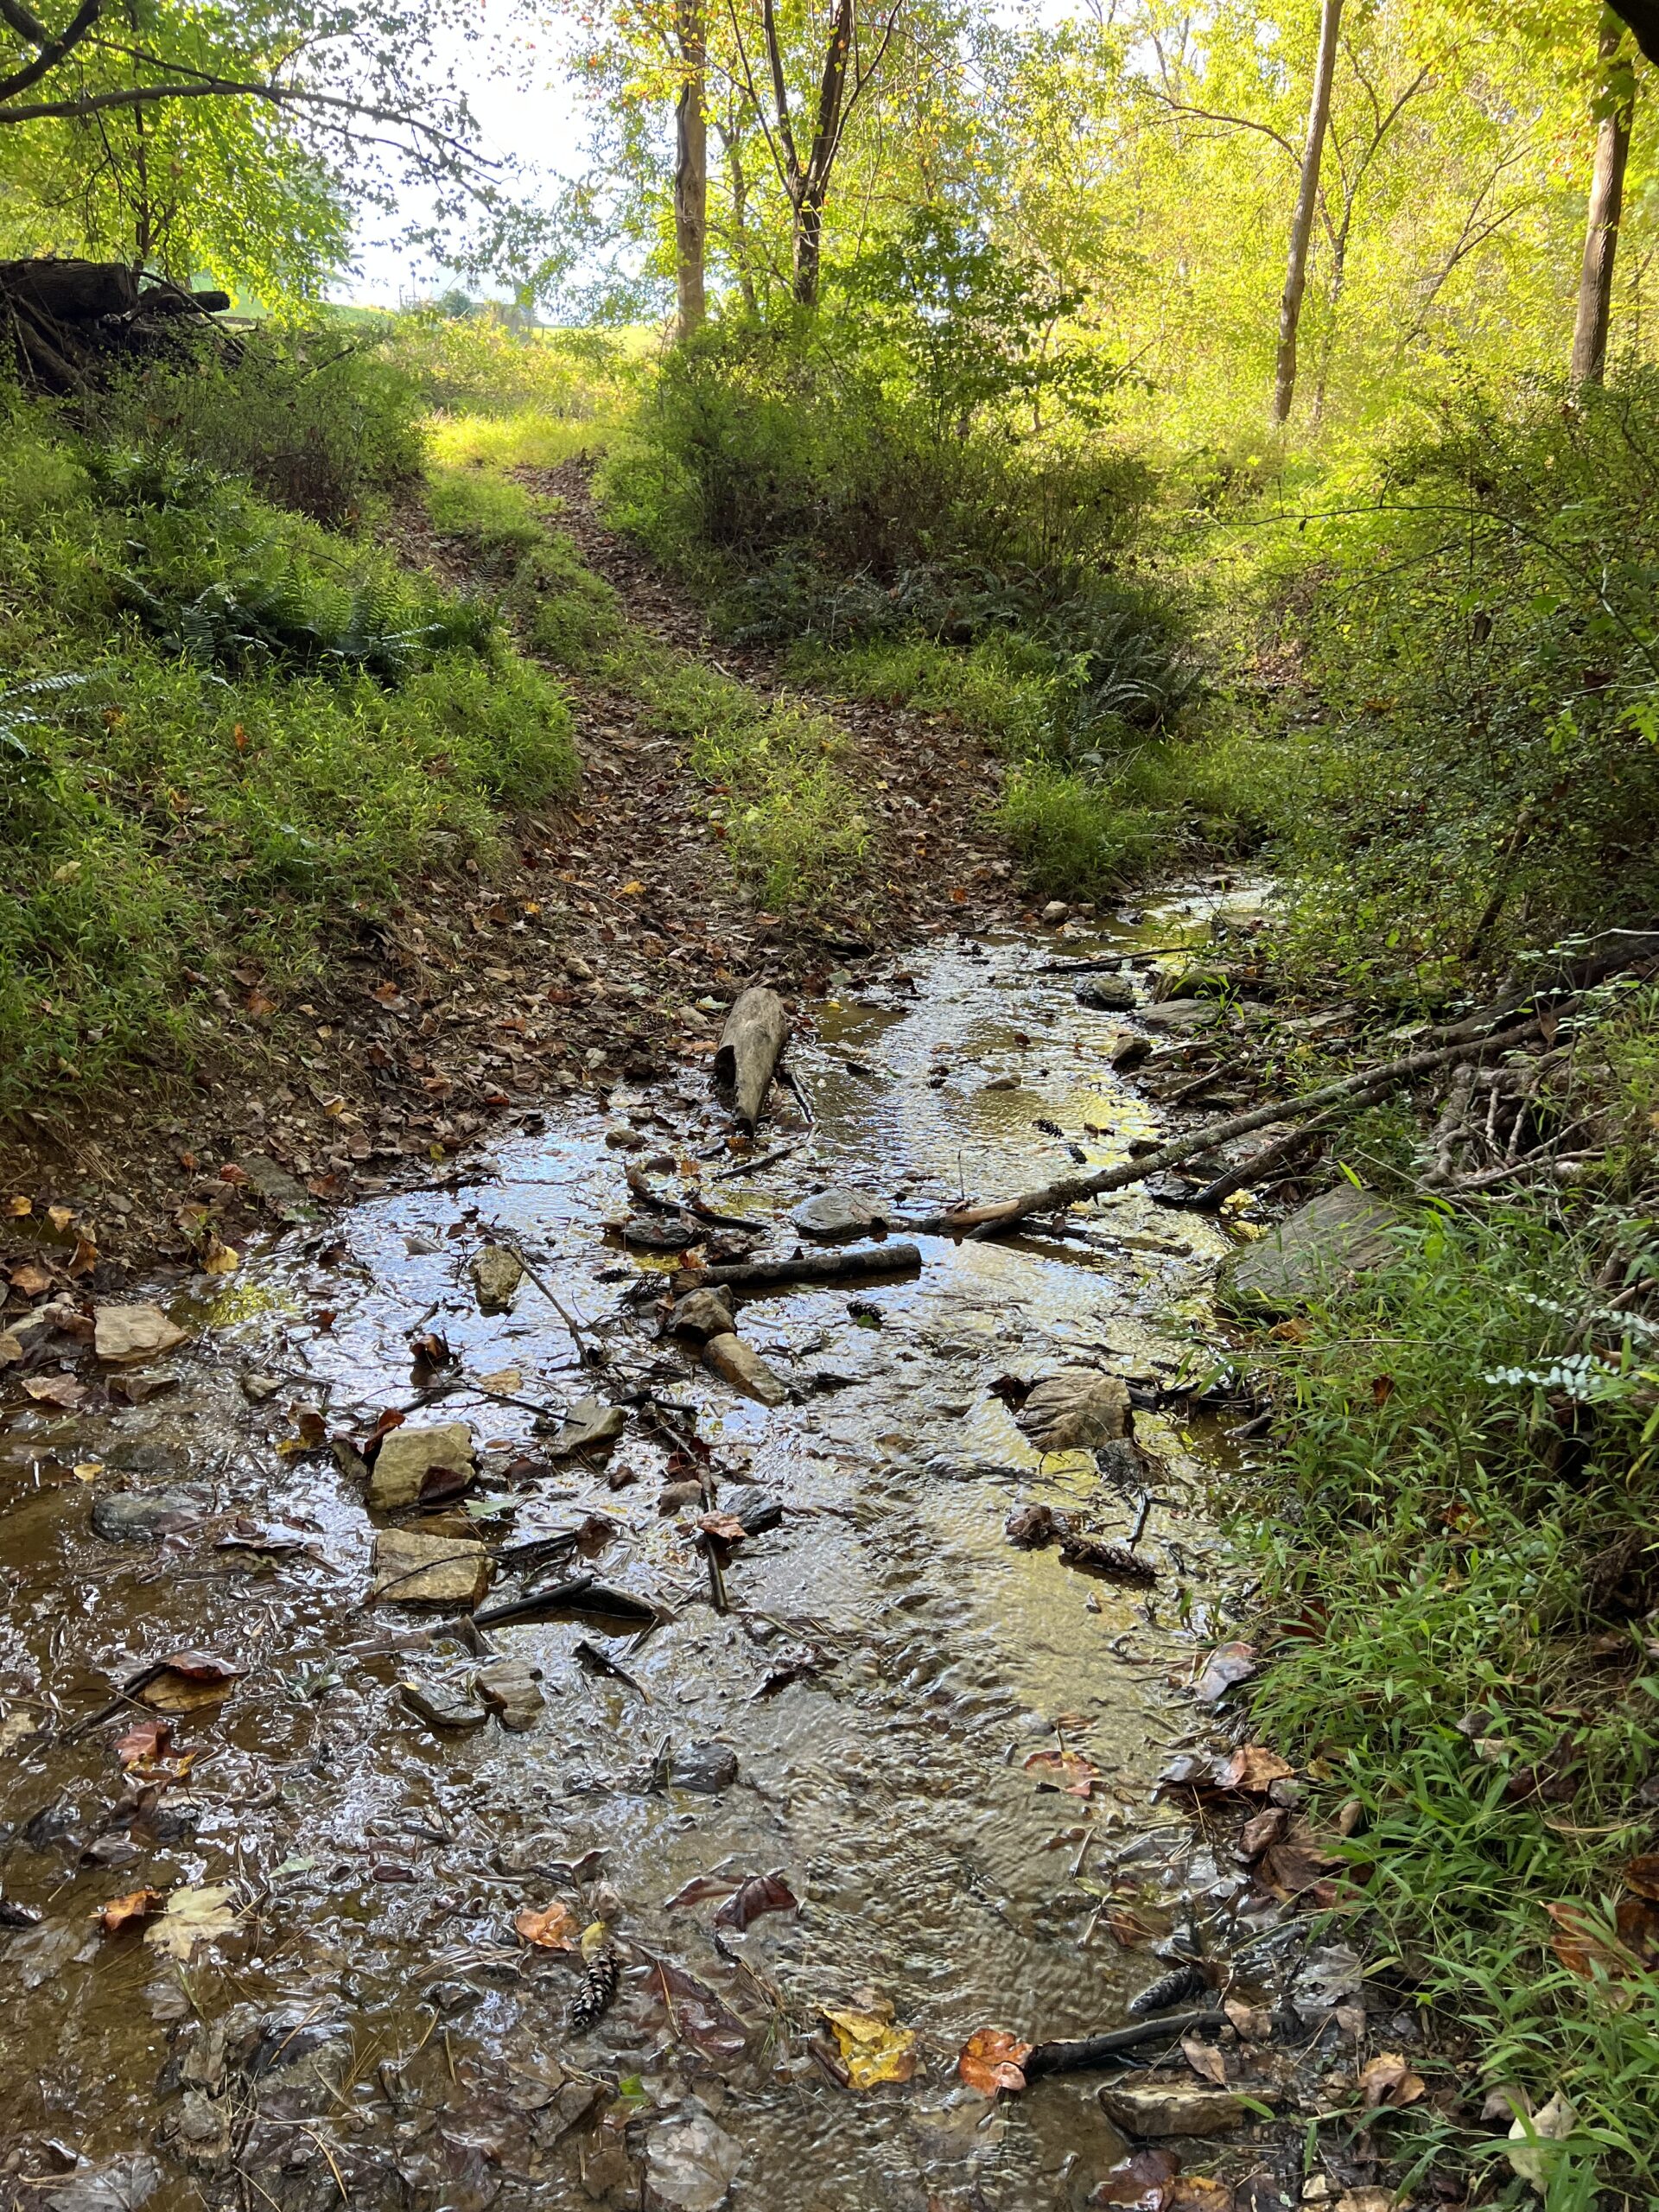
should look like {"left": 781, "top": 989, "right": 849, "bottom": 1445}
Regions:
{"left": 703, "top": 1334, "right": 789, "bottom": 1407}
{"left": 91, "top": 1490, "right": 203, "bottom": 1541}
{"left": 1016, "top": 1370, "right": 1132, "bottom": 1452}
{"left": 1217, "top": 1185, "right": 1404, "bottom": 1315}
{"left": 369, "top": 1421, "right": 476, "bottom": 1510}
{"left": 474, "top": 1656, "right": 544, "bottom": 1731}
{"left": 1074, "top": 976, "right": 1136, "bottom": 1012}
{"left": 670, "top": 1740, "right": 739, "bottom": 1793}
{"left": 93, "top": 1303, "right": 188, "bottom": 1363}
{"left": 671, "top": 1287, "right": 736, "bottom": 1342}
{"left": 544, "top": 1397, "right": 626, "bottom": 1456}
{"left": 1140, "top": 998, "right": 1221, "bottom": 1033}
{"left": 790, "top": 1188, "right": 889, "bottom": 1242}
{"left": 372, "top": 1529, "right": 490, "bottom": 1607}
{"left": 1098, "top": 2083, "right": 1257, "bottom": 2138}
{"left": 471, "top": 1243, "right": 524, "bottom": 1315}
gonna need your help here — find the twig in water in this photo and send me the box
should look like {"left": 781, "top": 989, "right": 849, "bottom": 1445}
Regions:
{"left": 493, "top": 1234, "right": 600, "bottom": 1366}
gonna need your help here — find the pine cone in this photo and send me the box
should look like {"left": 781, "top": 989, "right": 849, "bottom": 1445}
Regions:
{"left": 1126, "top": 1961, "right": 1209, "bottom": 2017}
{"left": 569, "top": 1923, "right": 620, "bottom": 2034}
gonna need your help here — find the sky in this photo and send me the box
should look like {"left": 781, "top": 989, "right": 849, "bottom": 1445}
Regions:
{"left": 336, "top": 0, "right": 587, "bottom": 308}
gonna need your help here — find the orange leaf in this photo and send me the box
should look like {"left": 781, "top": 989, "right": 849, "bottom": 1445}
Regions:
{"left": 514, "top": 1901, "right": 579, "bottom": 1950}
{"left": 99, "top": 1887, "right": 163, "bottom": 1936}
{"left": 1357, "top": 2051, "right": 1426, "bottom": 2108}
{"left": 114, "top": 1719, "right": 173, "bottom": 1769}
{"left": 1023, "top": 1749, "right": 1097, "bottom": 1798}
{"left": 1546, "top": 1899, "right": 1634, "bottom": 1982}
{"left": 957, "top": 2026, "right": 1032, "bottom": 2095}
{"left": 1213, "top": 1745, "right": 1294, "bottom": 1794}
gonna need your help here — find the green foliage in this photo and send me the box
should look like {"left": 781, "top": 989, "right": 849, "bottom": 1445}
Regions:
{"left": 997, "top": 763, "right": 1166, "bottom": 893}
{"left": 0, "top": 393, "right": 576, "bottom": 1107}
{"left": 1268, "top": 372, "right": 1659, "bottom": 985}
{"left": 1240, "top": 1202, "right": 1659, "bottom": 2190}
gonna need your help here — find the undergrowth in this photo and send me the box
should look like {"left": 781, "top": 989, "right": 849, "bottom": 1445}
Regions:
{"left": 1238, "top": 1204, "right": 1659, "bottom": 2201}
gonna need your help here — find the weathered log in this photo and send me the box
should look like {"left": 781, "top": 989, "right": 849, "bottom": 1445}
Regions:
{"left": 714, "top": 986, "right": 789, "bottom": 1133}
{"left": 684, "top": 1242, "right": 921, "bottom": 1293}
{"left": 1023, "top": 2009, "right": 1228, "bottom": 2079}
{"left": 0, "top": 257, "right": 139, "bottom": 320}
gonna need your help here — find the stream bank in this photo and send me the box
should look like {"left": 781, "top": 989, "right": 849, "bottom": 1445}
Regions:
{"left": 0, "top": 890, "right": 1388, "bottom": 2212}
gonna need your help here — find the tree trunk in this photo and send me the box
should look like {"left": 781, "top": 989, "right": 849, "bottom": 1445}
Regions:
{"left": 1571, "top": 22, "right": 1635, "bottom": 385}
{"left": 1271, "top": 0, "right": 1343, "bottom": 428}
{"left": 719, "top": 121, "right": 759, "bottom": 312}
{"left": 792, "top": 193, "right": 823, "bottom": 308}
{"left": 671, "top": 0, "right": 708, "bottom": 341}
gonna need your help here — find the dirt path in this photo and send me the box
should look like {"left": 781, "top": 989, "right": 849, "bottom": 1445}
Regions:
{"left": 0, "top": 475, "right": 1020, "bottom": 1284}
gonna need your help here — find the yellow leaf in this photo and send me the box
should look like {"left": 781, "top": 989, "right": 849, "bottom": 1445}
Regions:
{"left": 201, "top": 1236, "right": 239, "bottom": 1276}
{"left": 6, "top": 1195, "right": 30, "bottom": 1217}
{"left": 143, "top": 1883, "right": 238, "bottom": 1959}
{"left": 822, "top": 2005, "right": 918, "bottom": 2088}
{"left": 619, "top": 879, "right": 646, "bottom": 895}
{"left": 47, "top": 1205, "right": 74, "bottom": 1232}
{"left": 478, "top": 1367, "right": 524, "bottom": 1393}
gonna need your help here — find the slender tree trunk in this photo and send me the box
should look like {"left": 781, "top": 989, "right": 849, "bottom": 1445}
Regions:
{"left": 718, "top": 122, "right": 759, "bottom": 313}
{"left": 1571, "top": 22, "right": 1635, "bottom": 385}
{"left": 1309, "top": 212, "right": 1351, "bottom": 429}
{"left": 1271, "top": 0, "right": 1343, "bottom": 428}
{"left": 671, "top": 0, "right": 708, "bottom": 340}
{"left": 793, "top": 193, "right": 823, "bottom": 307}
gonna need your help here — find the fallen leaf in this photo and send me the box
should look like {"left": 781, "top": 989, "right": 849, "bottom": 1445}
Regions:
{"left": 712, "top": 1870, "right": 798, "bottom": 1931}
{"left": 22, "top": 1374, "right": 85, "bottom": 1409}
{"left": 1090, "top": 2149, "right": 1183, "bottom": 2209}
{"left": 98, "top": 1887, "right": 163, "bottom": 1936}
{"left": 5, "top": 1195, "right": 29, "bottom": 1217}
{"left": 1169, "top": 2185, "right": 1236, "bottom": 2212}
{"left": 651, "top": 1959, "right": 750, "bottom": 2060}
{"left": 10, "top": 1261, "right": 52, "bottom": 1295}
{"left": 200, "top": 1235, "right": 239, "bottom": 1276}
{"left": 515, "top": 1901, "right": 580, "bottom": 1950}
{"left": 822, "top": 2005, "right": 918, "bottom": 2088}
{"left": 696, "top": 1511, "right": 747, "bottom": 1547}
{"left": 1212, "top": 1745, "right": 1294, "bottom": 1794}
{"left": 47, "top": 1204, "right": 75, "bottom": 1233}
{"left": 1222, "top": 1997, "right": 1274, "bottom": 2041}
{"left": 1623, "top": 1853, "right": 1659, "bottom": 1901}
{"left": 1507, "top": 2088, "right": 1578, "bottom": 2190}
{"left": 1192, "top": 1642, "right": 1257, "bottom": 1705}
{"left": 67, "top": 1235, "right": 98, "bottom": 1278}
{"left": 1238, "top": 1807, "right": 1287, "bottom": 1859}
{"left": 113, "top": 1719, "right": 173, "bottom": 1769}
{"left": 1024, "top": 1749, "right": 1097, "bottom": 1798}
{"left": 957, "top": 2026, "right": 1033, "bottom": 2096}
{"left": 1105, "top": 1906, "right": 1158, "bottom": 1948}
{"left": 1181, "top": 2035, "right": 1230, "bottom": 2087}
{"left": 143, "top": 1882, "right": 238, "bottom": 1958}
{"left": 1357, "top": 2051, "right": 1425, "bottom": 2109}
{"left": 645, "top": 2109, "right": 744, "bottom": 2211}
{"left": 1015, "top": 1369, "right": 1132, "bottom": 1452}
{"left": 477, "top": 1367, "right": 524, "bottom": 1393}
{"left": 1546, "top": 1899, "right": 1632, "bottom": 1982}
{"left": 1257, "top": 1816, "right": 1338, "bottom": 1900}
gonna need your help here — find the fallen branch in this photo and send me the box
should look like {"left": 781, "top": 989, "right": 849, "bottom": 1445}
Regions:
{"left": 1023, "top": 2009, "right": 1228, "bottom": 2078}
{"left": 714, "top": 987, "right": 790, "bottom": 1134}
{"left": 906, "top": 1016, "right": 1548, "bottom": 1238}
{"left": 687, "top": 1242, "right": 921, "bottom": 1293}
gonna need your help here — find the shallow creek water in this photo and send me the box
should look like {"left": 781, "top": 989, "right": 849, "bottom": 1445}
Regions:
{"left": 0, "top": 906, "right": 1283, "bottom": 2212}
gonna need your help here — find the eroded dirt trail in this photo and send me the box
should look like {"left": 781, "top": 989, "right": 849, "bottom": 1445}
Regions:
{"left": 0, "top": 897, "right": 1304, "bottom": 2212}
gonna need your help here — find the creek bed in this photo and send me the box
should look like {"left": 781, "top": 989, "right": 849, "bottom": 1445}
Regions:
{"left": 0, "top": 905, "right": 1281, "bottom": 2212}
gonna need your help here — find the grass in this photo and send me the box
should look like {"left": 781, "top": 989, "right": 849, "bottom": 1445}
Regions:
{"left": 1234, "top": 1202, "right": 1659, "bottom": 2202}
{"left": 425, "top": 461, "right": 868, "bottom": 910}
{"left": 0, "top": 395, "right": 577, "bottom": 1109}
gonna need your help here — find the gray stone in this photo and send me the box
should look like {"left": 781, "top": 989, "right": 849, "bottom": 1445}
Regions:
{"left": 1217, "top": 1185, "right": 1405, "bottom": 1315}
{"left": 1140, "top": 997, "right": 1220, "bottom": 1033}
{"left": 1097, "top": 2083, "right": 1257, "bottom": 2138}
{"left": 1075, "top": 976, "right": 1135, "bottom": 1012}
{"left": 398, "top": 1676, "right": 488, "bottom": 1732}
{"left": 1041, "top": 900, "right": 1070, "bottom": 925}
{"left": 371, "top": 1529, "right": 490, "bottom": 1607}
{"left": 93, "top": 1303, "right": 188, "bottom": 1363}
{"left": 704, "top": 1334, "right": 788, "bottom": 1407}
{"left": 671, "top": 1287, "right": 737, "bottom": 1342}
{"left": 670, "top": 1740, "right": 738, "bottom": 1793}
{"left": 91, "top": 1491, "right": 202, "bottom": 1541}
{"left": 471, "top": 1243, "right": 524, "bottom": 1315}
{"left": 791, "top": 1188, "right": 889, "bottom": 1242}
{"left": 473, "top": 1656, "right": 544, "bottom": 1732}
{"left": 369, "top": 1421, "right": 475, "bottom": 1510}
{"left": 544, "top": 1396, "right": 626, "bottom": 1456}
{"left": 237, "top": 1155, "right": 315, "bottom": 1219}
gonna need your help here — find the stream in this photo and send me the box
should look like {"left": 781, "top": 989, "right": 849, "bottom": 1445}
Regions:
{"left": 0, "top": 895, "right": 1285, "bottom": 2212}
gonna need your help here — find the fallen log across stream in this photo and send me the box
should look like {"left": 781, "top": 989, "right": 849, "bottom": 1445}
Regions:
{"left": 683, "top": 1242, "right": 923, "bottom": 1293}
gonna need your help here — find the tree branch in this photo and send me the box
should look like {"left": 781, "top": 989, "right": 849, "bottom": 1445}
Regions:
{"left": 1140, "top": 87, "right": 1299, "bottom": 164}
{"left": 0, "top": 0, "right": 101, "bottom": 108}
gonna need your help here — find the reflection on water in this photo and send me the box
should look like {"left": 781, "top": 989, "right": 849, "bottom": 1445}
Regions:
{"left": 0, "top": 906, "right": 1270, "bottom": 2210}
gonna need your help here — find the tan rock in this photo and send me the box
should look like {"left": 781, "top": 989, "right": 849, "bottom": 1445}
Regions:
{"left": 369, "top": 1421, "right": 475, "bottom": 1510}
{"left": 1098, "top": 2082, "right": 1262, "bottom": 2138}
{"left": 93, "top": 1302, "right": 188, "bottom": 1363}
{"left": 671, "top": 1287, "right": 736, "bottom": 1342}
{"left": 703, "top": 1333, "right": 788, "bottom": 1407}
{"left": 372, "top": 1529, "right": 489, "bottom": 1607}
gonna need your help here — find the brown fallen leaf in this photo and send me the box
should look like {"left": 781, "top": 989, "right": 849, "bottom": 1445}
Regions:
{"left": 515, "top": 1901, "right": 580, "bottom": 1950}
{"left": 712, "top": 1870, "right": 798, "bottom": 1931}
{"left": 1624, "top": 1853, "right": 1659, "bottom": 1902}
{"left": 1181, "top": 2035, "right": 1230, "bottom": 2087}
{"left": 696, "top": 1512, "right": 748, "bottom": 1547}
{"left": 10, "top": 1261, "right": 53, "bottom": 1296}
{"left": 114, "top": 1718, "right": 174, "bottom": 1768}
{"left": 1222, "top": 1997, "right": 1274, "bottom": 2041}
{"left": 1213, "top": 1745, "right": 1294, "bottom": 1795}
{"left": 1257, "top": 1815, "right": 1338, "bottom": 1900}
{"left": 1239, "top": 1807, "right": 1287, "bottom": 1859}
{"left": 957, "top": 2026, "right": 1033, "bottom": 2096}
{"left": 1104, "top": 1906, "right": 1159, "bottom": 1948}
{"left": 98, "top": 1887, "right": 164, "bottom": 1936}
{"left": 133, "top": 1652, "right": 243, "bottom": 1715}
{"left": 1091, "top": 2149, "right": 1182, "bottom": 2209}
{"left": 67, "top": 1235, "right": 98, "bottom": 1279}
{"left": 1024, "top": 1749, "right": 1097, "bottom": 1798}
{"left": 1357, "top": 2051, "right": 1426, "bottom": 2109}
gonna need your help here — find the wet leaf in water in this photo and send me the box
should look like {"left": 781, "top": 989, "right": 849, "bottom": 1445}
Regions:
{"left": 1090, "top": 2148, "right": 1182, "bottom": 2208}
{"left": 143, "top": 1883, "right": 238, "bottom": 1959}
{"left": 1104, "top": 1907, "right": 1158, "bottom": 1948}
{"left": 1357, "top": 2051, "right": 1425, "bottom": 2108}
{"left": 821, "top": 2005, "right": 918, "bottom": 2088}
{"left": 650, "top": 1959, "right": 750, "bottom": 2060}
{"left": 1024, "top": 1749, "right": 1097, "bottom": 1798}
{"left": 515, "top": 1901, "right": 580, "bottom": 1950}
{"left": 1211, "top": 1745, "right": 1294, "bottom": 1795}
{"left": 132, "top": 1653, "right": 242, "bottom": 1715}
{"left": 957, "top": 2027, "right": 1032, "bottom": 2095}
{"left": 200, "top": 1234, "right": 238, "bottom": 1275}
{"left": 696, "top": 1512, "right": 747, "bottom": 1547}
{"left": 1015, "top": 1369, "right": 1132, "bottom": 1452}
{"left": 712, "top": 1871, "right": 798, "bottom": 1931}
{"left": 1191, "top": 1642, "right": 1257, "bottom": 1706}
{"left": 645, "top": 2109, "right": 744, "bottom": 2211}
{"left": 98, "top": 1888, "right": 163, "bottom": 1936}
{"left": 1005, "top": 1503, "right": 1062, "bottom": 1548}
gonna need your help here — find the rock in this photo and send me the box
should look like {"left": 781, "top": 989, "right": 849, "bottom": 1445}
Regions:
{"left": 471, "top": 1243, "right": 524, "bottom": 1315}
{"left": 563, "top": 954, "right": 594, "bottom": 983}
{"left": 1160, "top": 964, "right": 1231, "bottom": 1001}
{"left": 91, "top": 1491, "right": 202, "bottom": 1541}
{"left": 93, "top": 1304, "right": 188, "bottom": 1363}
{"left": 398, "top": 1676, "right": 488, "bottom": 1731}
{"left": 237, "top": 1154, "right": 314, "bottom": 1218}
{"left": 371, "top": 1529, "right": 490, "bottom": 1607}
{"left": 622, "top": 1216, "right": 701, "bottom": 1252}
{"left": 1015, "top": 1370, "right": 1132, "bottom": 1451}
{"left": 791, "top": 1188, "right": 890, "bottom": 1242}
{"left": 474, "top": 1657, "right": 544, "bottom": 1732}
{"left": 1108, "top": 1033, "right": 1153, "bottom": 1070}
{"left": 1217, "top": 1185, "right": 1404, "bottom": 1315}
{"left": 670, "top": 1740, "right": 738, "bottom": 1793}
{"left": 1041, "top": 900, "right": 1070, "bottom": 925}
{"left": 1097, "top": 2083, "right": 1256, "bottom": 2138}
{"left": 979, "top": 1075, "right": 1020, "bottom": 1093}
{"left": 1075, "top": 976, "right": 1136, "bottom": 1012}
{"left": 369, "top": 1421, "right": 476, "bottom": 1510}
{"left": 703, "top": 1334, "right": 789, "bottom": 1407}
{"left": 239, "top": 1371, "right": 283, "bottom": 1403}
{"left": 722, "top": 1484, "right": 784, "bottom": 1535}
{"left": 604, "top": 1124, "right": 645, "bottom": 1150}
{"left": 645, "top": 2107, "right": 745, "bottom": 2211}
{"left": 1140, "top": 998, "right": 1220, "bottom": 1033}
{"left": 670, "top": 1287, "right": 737, "bottom": 1342}
{"left": 658, "top": 1479, "right": 704, "bottom": 1514}
{"left": 0, "top": 1331, "right": 22, "bottom": 1366}
{"left": 544, "top": 1397, "right": 626, "bottom": 1456}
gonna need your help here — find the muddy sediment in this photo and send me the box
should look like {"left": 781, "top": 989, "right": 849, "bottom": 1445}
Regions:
{"left": 0, "top": 900, "right": 1313, "bottom": 2212}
